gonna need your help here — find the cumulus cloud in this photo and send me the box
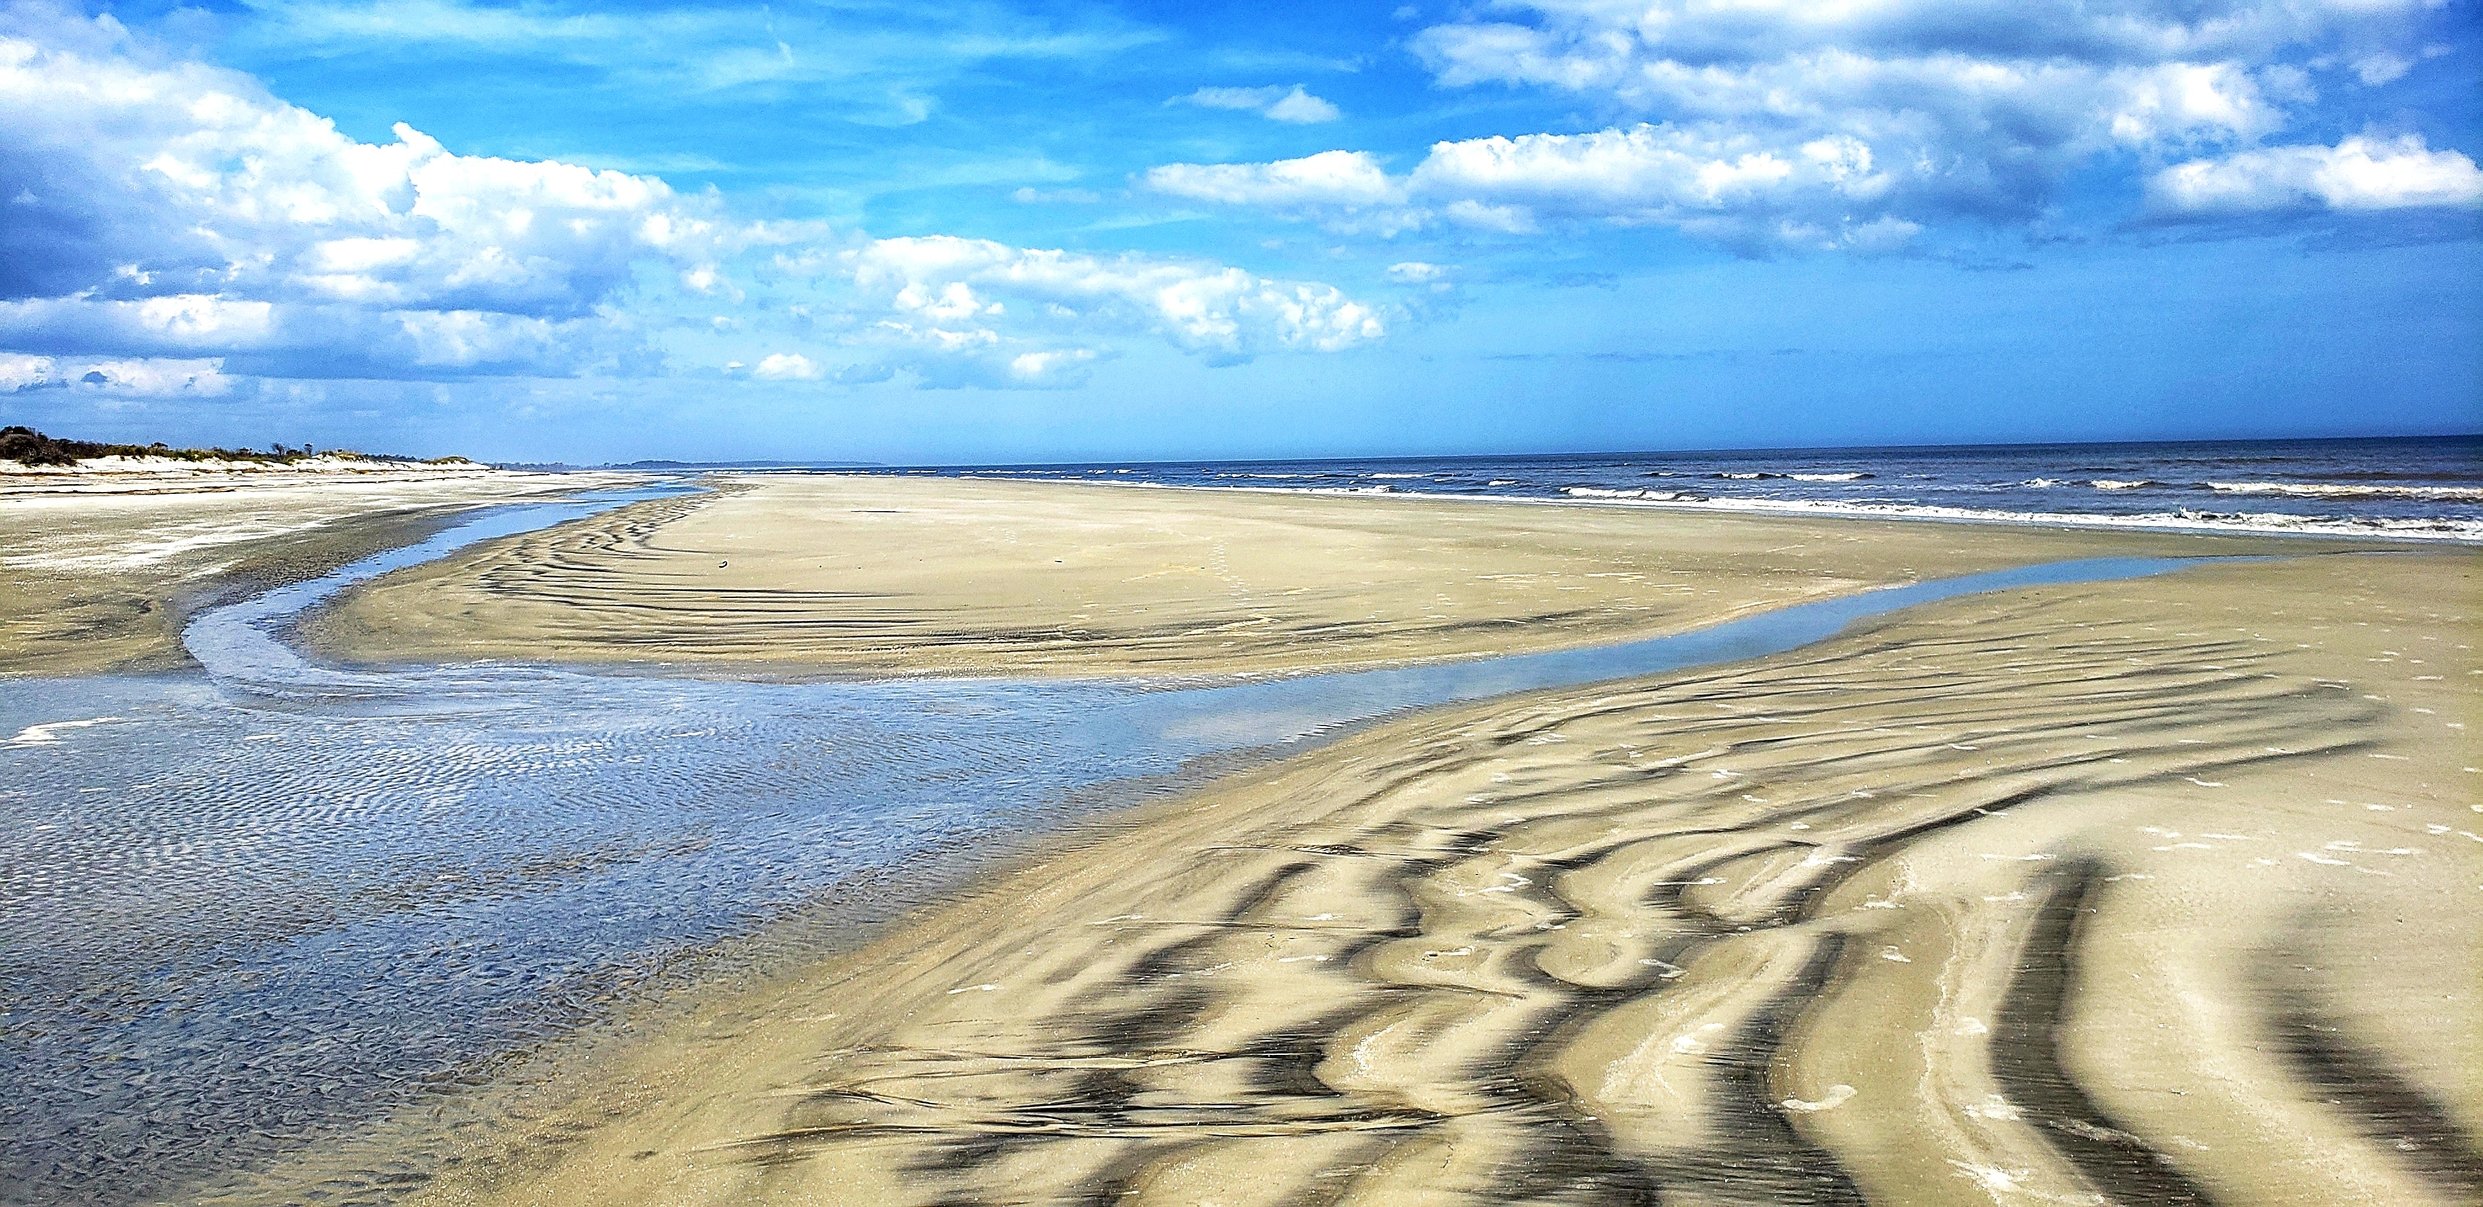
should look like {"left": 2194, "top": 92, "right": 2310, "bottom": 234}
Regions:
{"left": 836, "top": 235, "right": 1385, "bottom": 386}
{"left": 2150, "top": 134, "right": 2483, "bottom": 215}
{"left": 0, "top": 351, "right": 56, "bottom": 391}
{"left": 0, "top": 292, "right": 657, "bottom": 379}
{"left": 0, "top": 6, "right": 1392, "bottom": 398}
{"left": 78, "top": 358, "right": 236, "bottom": 396}
{"left": 1005, "top": 347, "right": 1101, "bottom": 386}
{"left": 1413, "top": 126, "right": 1908, "bottom": 244}
{"left": 1152, "top": 0, "right": 2468, "bottom": 251}
{"left": 1152, "top": 130, "right": 1923, "bottom": 250}
{"left": 0, "top": 9, "right": 727, "bottom": 382}
{"left": 1173, "top": 84, "right": 1341, "bottom": 124}
{"left": 0, "top": 352, "right": 233, "bottom": 396}
{"left": 0, "top": 34, "right": 723, "bottom": 310}
{"left": 750, "top": 352, "right": 823, "bottom": 380}
{"left": 1145, "top": 150, "right": 1399, "bottom": 208}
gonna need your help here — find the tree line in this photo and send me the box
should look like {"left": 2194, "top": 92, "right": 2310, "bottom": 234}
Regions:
{"left": 0, "top": 426, "right": 468, "bottom": 467}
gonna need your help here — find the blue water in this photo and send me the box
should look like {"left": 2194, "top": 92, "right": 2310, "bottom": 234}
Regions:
{"left": 0, "top": 488, "right": 2263, "bottom": 1205}
{"left": 864, "top": 435, "right": 2483, "bottom": 542}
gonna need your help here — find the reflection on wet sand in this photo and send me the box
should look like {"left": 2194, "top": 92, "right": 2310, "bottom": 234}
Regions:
{"left": 328, "top": 552, "right": 2476, "bottom": 1207}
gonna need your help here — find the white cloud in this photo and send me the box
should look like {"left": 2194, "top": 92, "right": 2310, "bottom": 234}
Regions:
{"left": 1414, "top": 126, "right": 1887, "bottom": 212}
{"left": 2150, "top": 134, "right": 2483, "bottom": 214}
{"left": 1145, "top": 150, "right": 1399, "bottom": 208}
{"left": 0, "top": 353, "right": 233, "bottom": 396}
{"left": 1412, "top": 1, "right": 2435, "bottom": 97}
{"left": 2105, "top": 62, "right": 2286, "bottom": 146}
{"left": 79, "top": 358, "right": 235, "bottom": 396}
{"left": 1440, "top": 199, "right": 1538, "bottom": 234}
{"left": 0, "top": 8, "right": 1391, "bottom": 398}
{"left": 839, "top": 235, "right": 1384, "bottom": 385}
{"left": 750, "top": 351, "right": 822, "bottom": 379}
{"left": 0, "top": 351, "right": 56, "bottom": 391}
{"left": 0, "top": 10, "right": 730, "bottom": 385}
{"left": 1174, "top": 84, "right": 1342, "bottom": 124}
{"left": 1008, "top": 347, "right": 1099, "bottom": 385}
{"left": 1151, "top": 127, "right": 1924, "bottom": 251}
{"left": 1139, "top": 0, "right": 2464, "bottom": 250}
{"left": 0, "top": 42, "right": 722, "bottom": 313}
{"left": 2351, "top": 52, "right": 2414, "bottom": 86}
{"left": 0, "top": 293, "right": 653, "bottom": 378}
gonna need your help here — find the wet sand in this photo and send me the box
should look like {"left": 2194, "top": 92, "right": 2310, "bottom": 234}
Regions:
{"left": 305, "top": 473, "right": 2318, "bottom": 678}
{"left": 235, "top": 523, "right": 2477, "bottom": 1204}
{"left": 0, "top": 468, "right": 625, "bottom": 676}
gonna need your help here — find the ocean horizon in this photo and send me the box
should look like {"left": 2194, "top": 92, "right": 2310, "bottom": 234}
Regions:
{"left": 716, "top": 434, "right": 2483, "bottom": 543}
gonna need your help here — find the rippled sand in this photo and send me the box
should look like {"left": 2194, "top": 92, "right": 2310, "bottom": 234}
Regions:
{"left": 249, "top": 549, "right": 2478, "bottom": 1207}
{"left": 0, "top": 469, "right": 615, "bottom": 676}
{"left": 305, "top": 474, "right": 2304, "bottom": 677}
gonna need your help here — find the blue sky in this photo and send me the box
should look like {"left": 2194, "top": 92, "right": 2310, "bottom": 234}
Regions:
{"left": 2, "top": 0, "right": 2479, "bottom": 463}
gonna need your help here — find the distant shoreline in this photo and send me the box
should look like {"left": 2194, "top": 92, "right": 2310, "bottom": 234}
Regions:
{"left": 0, "top": 425, "right": 482, "bottom": 470}
{"left": 945, "top": 472, "right": 2483, "bottom": 545}
{"left": 0, "top": 453, "right": 517, "bottom": 500}
{"left": 792, "top": 436, "right": 2482, "bottom": 546}
{"left": 606, "top": 431, "right": 2483, "bottom": 475}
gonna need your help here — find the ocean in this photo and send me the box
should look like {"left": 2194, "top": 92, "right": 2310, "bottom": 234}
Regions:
{"left": 855, "top": 435, "right": 2483, "bottom": 542}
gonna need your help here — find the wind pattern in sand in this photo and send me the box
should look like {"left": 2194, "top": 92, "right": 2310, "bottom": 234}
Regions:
{"left": 683, "top": 575, "right": 2479, "bottom": 1207}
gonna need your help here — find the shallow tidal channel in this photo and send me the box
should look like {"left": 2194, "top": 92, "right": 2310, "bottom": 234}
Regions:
{"left": 0, "top": 487, "right": 2230, "bottom": 1205}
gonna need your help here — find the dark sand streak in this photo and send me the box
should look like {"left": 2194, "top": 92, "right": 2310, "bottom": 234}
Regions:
{"left": 2255, "top": 932, "right": 2483, "bottom": 1202}
{"left": 1990, "top": 863, "right": 2220, "bottom": 1206}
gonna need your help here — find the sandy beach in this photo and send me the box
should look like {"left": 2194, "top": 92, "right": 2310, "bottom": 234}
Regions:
{"left": 197, "top": 476, "right": 2480, "bottom": 1207}
{"left": 12, "top": 0, "right": 2479, "bottom": 1200}
{"left": 306, "top": 473, "right": 2322, "bottom": 678}
{"left": 0, "top": 465, "right": 626, "bottom": 676}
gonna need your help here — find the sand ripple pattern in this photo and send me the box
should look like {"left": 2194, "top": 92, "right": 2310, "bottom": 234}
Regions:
{"left": 9, "top": 528, "right": 2136, "bottom": 1204}
{"left": 4, "top": 495, "right": 2470, "bottom": 1207}
{"left": 701, "top": 596, "right": 2479, "bottom": 1207}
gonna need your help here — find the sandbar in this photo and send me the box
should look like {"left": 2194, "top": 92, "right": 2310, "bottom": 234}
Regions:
{"left": 306, "top": 473, "right": 2341, "bottom": 678}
